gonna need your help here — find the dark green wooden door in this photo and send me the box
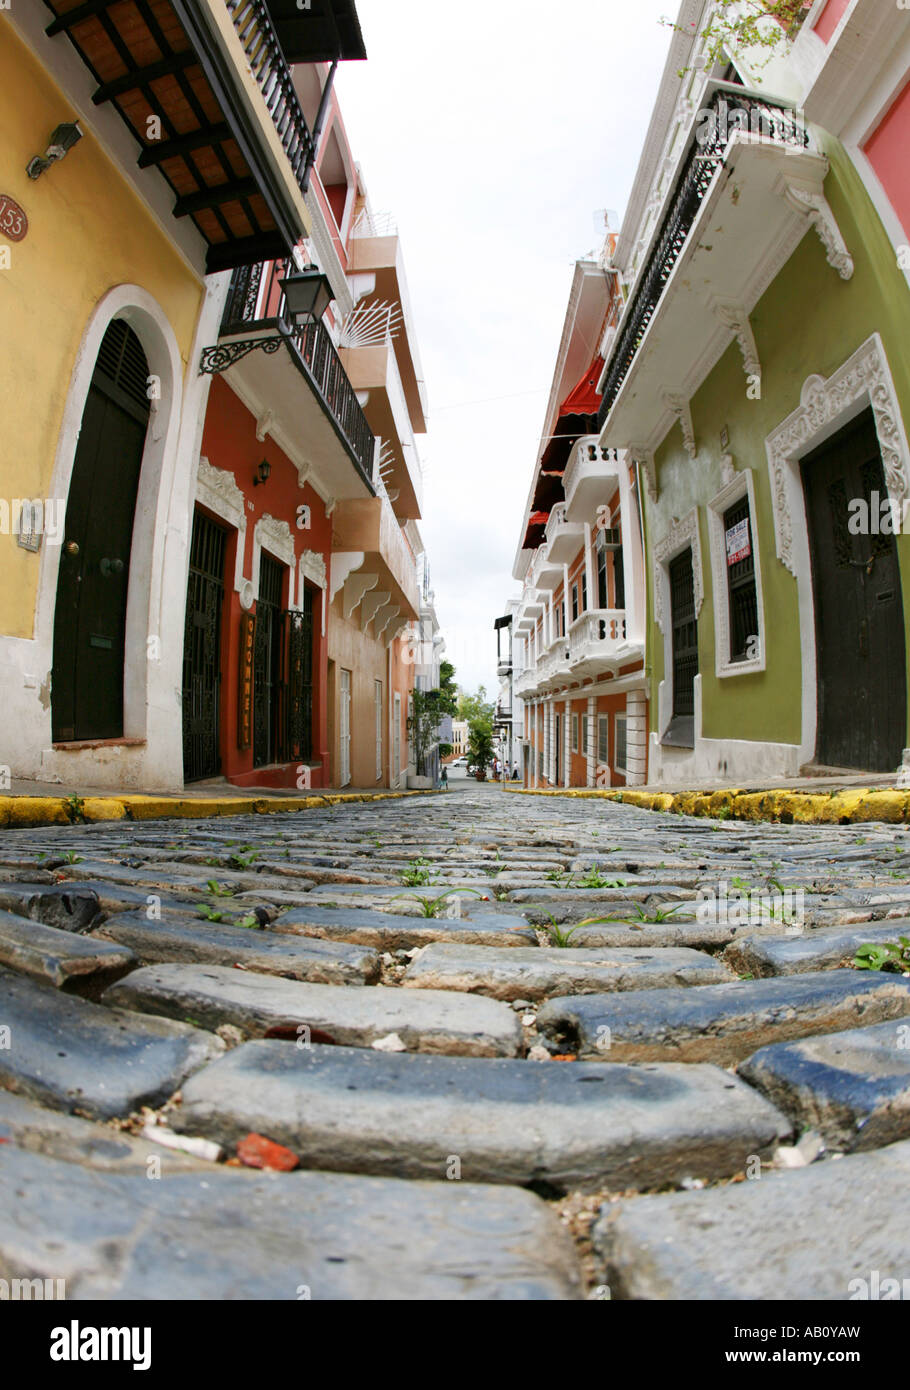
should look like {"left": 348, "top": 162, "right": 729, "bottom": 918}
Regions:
{"left": 801, "top": 408, "right": 906, "bottom": 771}
{"left": 52, "top": 321, "right": 150, "bottom": 742}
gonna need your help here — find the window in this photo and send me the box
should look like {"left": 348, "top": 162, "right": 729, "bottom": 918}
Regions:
{"left": 374, "top": 680, "right": 383, "bottom": 781}
{"left": 615, "top": 714, "right": 628, "bottom": 773}
{"left": 571, "top": 713, "right": 579, "bottom": 752}
{"left": 598, "top": 714, "right": 609, "bottom": 766}
{"left": 614, "top": 548, "right": 625, "bottom": 610}
{"left": 596, "top": 536, "right": 608, "bottom": 609}
{"left": 581, "top": 573, "right": 587, "bottom": 612}
{"left": 581, "top": 714, "right": 589, "bottom": 757}
{"left": 571, "top": 584, "right": 579, "bottom": 622}
{"left": 707, "top": 475, "right": 764, "bottom": 678}
{"left": 723, "top": 497, "right": 758, "bottom": 663}
{"left": 669, "top": 548, "right": 698, "bottom": 719}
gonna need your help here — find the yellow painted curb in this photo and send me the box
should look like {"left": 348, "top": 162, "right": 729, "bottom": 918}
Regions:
{"left": 0, "top": 787, "right": 438, "bottom": 830}
{"left": 82, "top": 798, "right": 127, "bottom": 822}
{"left": 3, "top": 797, "right": 71, "bottom": 827}
{"left": 508, "top": 783, "right": 907, "bottom": 825}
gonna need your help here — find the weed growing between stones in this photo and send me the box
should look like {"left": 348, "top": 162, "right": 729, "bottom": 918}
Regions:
{"left": 391, "top": 888, "right": 484, "bottom": 918}
{"left": 853, "top": 937, "right": 910, "bottom": 973}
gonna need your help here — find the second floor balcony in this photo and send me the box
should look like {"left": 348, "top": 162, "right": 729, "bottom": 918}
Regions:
{"left": 544, "top": 503, "right": 584, "bottom": 565}
{"left": 596, "top": 82, "right": 833, "bottom": 452}
{"left": 563, "top": 439, "right": 623, "bottom": 522}
{"left": 216, "top": 258, "right": 375, "bottom": 487}
{"left": 569, "top": 609, "right": 634, "bottom": 678}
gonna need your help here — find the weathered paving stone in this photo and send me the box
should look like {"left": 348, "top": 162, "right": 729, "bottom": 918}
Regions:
{"left": 104, "top": 963, "right": 524, "bottom": 1057}
{"left": 536, "top": 970, "right": 910, "bottom": 1066}
{"left": 92, "top": 912, "right": 380, "bottom": 984}
{"left": 56, "top": 880, "right": 201, "bottom": 917}
{"left": 0, "top": 1146, "right": 581, "bottom": 1300}
{"left": 402, "top": 941, "right": 734, "bottom": 1001}
{"left": 0, "top": 882, "right": 101, "bottom": 932}
{"left": 738, "top": 1019, "right": 910, "bottom": 1151}
{"left": 172, "top": 1040, "right": 790, "bottom": 1191}
{"left": 272, "top": 903, "right": 537, "bottom": 949}
{"left": 0, "top": 966, "right": 223, "bottom": 1119}
{"left": 0, "top": 1091, "right": 210, "bottom": 1172}
{"left": 723, "top": 924, "right": 910, "bottom": 977}
{"left": 566, "top": 922, "right": 736, "bottom": 950}
{"left": 593, "top": 1138, "right": 910, "bottom": 1300}
{"left": 0, "top": 909, "right": 137, "bottom": 995}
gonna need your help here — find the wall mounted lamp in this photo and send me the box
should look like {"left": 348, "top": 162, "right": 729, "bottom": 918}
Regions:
{"left": 253, "top": 459, "right": 271, "bottom": 487}
{"left": 27, "top": 122, "right": 83, "bottom": 180}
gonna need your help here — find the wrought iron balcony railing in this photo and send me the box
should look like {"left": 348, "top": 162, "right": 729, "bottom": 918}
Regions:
{"left": 221, "top": 259, "right": 375, "bottom": 476}
{"left": 597, "top": 85, "right": 809, "bottom": 432}
{"left": 226, "top": 0, "right": 317, "bottom": 195}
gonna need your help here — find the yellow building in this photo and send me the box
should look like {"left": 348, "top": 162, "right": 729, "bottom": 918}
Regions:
{"left": 0, "top": 0, "right": 363, "bottom": 790}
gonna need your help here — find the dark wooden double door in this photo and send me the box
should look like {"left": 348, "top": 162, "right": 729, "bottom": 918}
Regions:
{"left": 182, "top": 525, "right": 315, "bottom": 781}
{"left": 52, "top": 321, "right": 150, "bottom": 742}
{"left": 801, "top": 408, "right": 906, "bottom": 772}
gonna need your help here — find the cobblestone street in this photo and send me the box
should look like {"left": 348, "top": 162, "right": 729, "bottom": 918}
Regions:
{"left": 2, "top": 787, "right": 910, "bottom": 1299}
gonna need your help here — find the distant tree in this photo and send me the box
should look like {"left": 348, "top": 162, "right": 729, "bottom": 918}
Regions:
{"left": 467, "top": 716, "right": 495, "bottom": 782}
{"left": 457, "top": 685, "right": 495, "bottom": 725}
{"left": 438, "top": 661, "right": 458, "bottom": 718}
{"left": 409, "top": 689, "right": 444, "bottom": 778}
{"left": 438, "top": 742, "right": 453, "bottom": 758}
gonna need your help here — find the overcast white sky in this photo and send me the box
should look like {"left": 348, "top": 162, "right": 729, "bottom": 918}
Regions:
{"left": 335, "top": 0, "right": 676, "bottom": 698}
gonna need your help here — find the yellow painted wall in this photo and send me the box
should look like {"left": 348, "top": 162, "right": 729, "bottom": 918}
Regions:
{"left": 0, "top": 24, "right": 204, "bottom": 637}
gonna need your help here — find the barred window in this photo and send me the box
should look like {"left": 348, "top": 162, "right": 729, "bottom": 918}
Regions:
{"left": 724, "top": 497, "right": 758, "bottom": 663}
{"left": 615, "top": 714, "right": 628, "bottom": 773}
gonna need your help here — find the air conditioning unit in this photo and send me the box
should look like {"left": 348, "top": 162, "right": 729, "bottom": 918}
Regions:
{"left": 598, "top": 527, "right": 622, "bottom": 549}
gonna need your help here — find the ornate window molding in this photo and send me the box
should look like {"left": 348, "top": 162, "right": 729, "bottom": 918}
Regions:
{"left": 706, "top": 467, "right": 767, "bottom": 679}
{"left": 765, "top": 333, "right": 910, "bottom": 577}
{"left": 195, "top": 456, "right": 247, "bottom": 596}
{"left": 653, "top": 508, "right": 703, "bottom": 634}
{"left": 253, "top": 513, "right": 295, "bottom": 608}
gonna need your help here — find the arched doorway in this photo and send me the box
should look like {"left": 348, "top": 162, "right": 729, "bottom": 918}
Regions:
{"left": 52, "top": 319, "right": 151, "bottom": 742}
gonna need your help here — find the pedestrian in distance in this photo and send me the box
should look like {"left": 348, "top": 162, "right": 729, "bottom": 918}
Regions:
{"left": 440, "top": 766, "right": 448, "bottom": 790}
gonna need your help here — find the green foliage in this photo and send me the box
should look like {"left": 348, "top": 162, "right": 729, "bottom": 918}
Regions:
{"left": 575, "top": 865, "right": 626, "bottom": 890}
{"left": 853, "top": 938, "right": 910, "bottom": 973}
{"left": 661, "top": 0, "right": 809, "bottom": 79}
{"left": 438, "top": 661, "right": 459, "bottom": 718}
{"left": 63, "top": 850, "right": 83, "bottom": 865}
{"left": 409, "top": 688, "right": 448, "bottom": 774}
{"left": 206, "top": 880, "right": 235, "bottom": 897}
{"left": 456, "top": 686, "right": 495, "bottom": 725}
{"left": 65, "top": 795, "right": 86, "bottom": 824}
{"left": 400, "top": 857, "right": 436, "bottom": 887}
{"left": 438, "top": 743, "right": 454, "bottom": 758}
{"left": 467, "top": 717, "right": 495, "bottom": 779}
{"left": 391, "top": 888, "right": 483, "bottom": 919}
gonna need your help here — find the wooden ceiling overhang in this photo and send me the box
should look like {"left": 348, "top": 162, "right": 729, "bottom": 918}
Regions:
{"left": 43, "top": 0, "right": 324, "bottom": 271}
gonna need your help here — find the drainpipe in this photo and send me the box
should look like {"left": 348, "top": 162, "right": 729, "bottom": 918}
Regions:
{"left": 306, "top": 59, "right": 339, "bottom": 182}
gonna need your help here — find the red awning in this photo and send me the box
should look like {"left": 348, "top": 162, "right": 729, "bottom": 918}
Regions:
{"left": 559, "top": 355, "right": 603, "bottom": 416}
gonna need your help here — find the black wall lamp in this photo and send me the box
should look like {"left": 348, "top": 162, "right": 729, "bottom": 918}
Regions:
{"left": 253, "top": 459, "right": 271, "bottom": 487}
{"left": 27, "top": 122, "right": 83, "bottom": 180}
{"left": 277, "top": 267, "right": 334, "bottom": 325}
{"left": 199, "top": 265, "right": 335, "bottom": 375}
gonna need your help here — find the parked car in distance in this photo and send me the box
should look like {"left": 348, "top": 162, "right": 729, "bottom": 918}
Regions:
{"left": 450, "top": 756, "right": 468, "bottom": 766}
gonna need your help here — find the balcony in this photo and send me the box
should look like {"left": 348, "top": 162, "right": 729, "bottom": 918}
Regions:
{"left": 42, "top": 0, "right": 324, "bottom": 271}
{"left": 563, "top": 439, "right": 623, "bottom": 522}
{"left": 339, "top": 335, "right": 423, "bottom": 520}
{"left": 597, "top": 84, "right": 831, "bottom": 451}
{"left": 214, "top": 259, "right": 375, "bottom": 487}
{"left": 348, "top": 217, "right": 427, "bottom": 435}
{"left": 544, "top": 503, "right": 585, "bottom": 565}
{"left": 530, "top": 545, "right": 563, "bottom": 592}
{"left": 569, "top": 609, "right": 633, "bottom": 678}
{"left": 330, "top": 495, "right": 421, "bottom": 639}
